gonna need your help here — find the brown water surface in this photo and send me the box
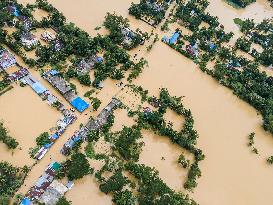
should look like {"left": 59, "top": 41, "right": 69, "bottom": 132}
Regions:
{"left": 11, "top": 0, "right": 273, "bottom": 204}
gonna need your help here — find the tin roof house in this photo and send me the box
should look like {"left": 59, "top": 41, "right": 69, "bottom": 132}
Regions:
{"left": 26, "top": 162, "right": 61, "bottom": 201}
{"left": 41, "top": 31, "right": 56, "bottom": 42}
{"left": 43, "top": 70, "right": 89, "bottom": 112}
{"left": 0, "top": 49, "right": 17, "bottom": 70}
{"left": 77, "top": 55, "right": 103, "bottom": 74}
{"left": 21, "top": 33, "right": 38, "bottom": 49}
{"left": 61, "top": 98, "right": 120, "bottom": 155}
{"left": 39, "top": 180, "right": 68, "bottom": 205}
{"left": 7, "top": 67, "right": 29, "bottom": 82}
{"left": 7, "top": 5, "right": 19, "bottom": 17}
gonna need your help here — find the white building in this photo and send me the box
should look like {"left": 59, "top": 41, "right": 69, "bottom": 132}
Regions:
{"left": 41, "top": 31, "right": 56, "bottom": 42}
{"left": 21, "top": 33, "right": 38, "bottom": 49}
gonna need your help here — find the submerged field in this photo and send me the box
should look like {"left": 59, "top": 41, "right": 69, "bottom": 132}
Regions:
{"left": 0, "top": 0, "right": 272, "bottom": 204}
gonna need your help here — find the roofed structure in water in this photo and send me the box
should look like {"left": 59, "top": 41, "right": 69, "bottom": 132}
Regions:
{"left": 20, "top": 198, "right": 32, "bottom": 205}
{"left": 43, "top": 69, "right": 89, "bottom": 112}
{"left": 0, "top": 49, "right": 17, "bottom": 70}
{"left": 77, "top": 55, "right": 103, "bottom": 74}
{"left": 26, "top": 162, "right": 61, "bottom": 201}
{"left": 162, "top": 31, "right": 180, "bottom": 45}
{"left": 41, "top": 31, "right": 56, "bottom": 42}
{"left": 7, "top": 5, "right": 19, "bottom": 16}
{"left": 61, "top": 98, "right": 121, "bottom": 155}
{"left": 39, "top": 180, "right": 68, "bottom": 205}
{"left": 21, "top": 32, "right": 38, "bottom": 48}
{"left": 70, "top": 97, "right": 89, "bottom": 112}
{"left": 7, "top": 67, "right": 29, "bottom": 82}
{"left": 42, "top": 70, "right": 73, "bottom": 95}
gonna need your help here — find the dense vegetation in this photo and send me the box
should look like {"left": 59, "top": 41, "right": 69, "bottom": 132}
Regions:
{"left": 103, "top": 13, "right": 146, "bottom": 50}
{"left": 67, "top": 152, "right": 91, "bottom": 181}
{"left": 129, "top": 0, "right": 173, "bottom": 26}
{"left": 234, "top": 18, "right": 273, "bottom": 66}
{"left": 56, "top": 197, "right": 71, "bottom": 205}
{"left": 226, "top": 0, "right": 256, "bottom": 8}
{"left": 28, "top": 132, "right": 50, "bottom": 158}
{"left": 0, "top": 122, "right": 19, "bottom": 149}
{"left": 1, "top": 0, "right": 148, "bottom": 90}
{"left": 160, "top": 0, "right": 273, "bottom": 137}
{"left": 0, "top": 162, "right": 28, "bottom": 203}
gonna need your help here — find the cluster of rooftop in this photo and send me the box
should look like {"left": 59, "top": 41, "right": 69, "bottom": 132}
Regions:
{"left": 42, "top": 69, "right": 89, "bottom": 112}
{"left": 21, "top": 162, "right": 72, "bottom": 205}
{"left": 0, "top": 49, "right": 17, "bottom": 70}
{"left": 76, "top": 55, "right": 103, "bottom": 75}
{"left": 61, "top": 98, "right": 121, "bottom": 155}
{"left": 7, "top": 4, "right": 32, "bottom": 30}
{"left": 1, "top": 57, "right": 78, "bottom": 160}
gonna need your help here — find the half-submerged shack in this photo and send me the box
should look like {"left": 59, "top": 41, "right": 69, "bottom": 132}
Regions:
{"left": 61, "top": 98, "right": 121, "bottom": 155}
{"left": 23, "top": 162, "right": 70, "bottom": 205}
{"left": 0, "top": 49, "right": 17, "bottom": 70}
{"left": 26, "top": 162, "right": 61, "bottom": 201}
{"left": 39, "top": 180, "right": 68, "bottom": 205}
{"left": 21, "top": 32, "right": 39, "bottom": 49}
{"left": 43, "top": 69, "right": 89, "bottom": 112}
{"left": 77, "top": 55, "right": 103, "bottom": 74}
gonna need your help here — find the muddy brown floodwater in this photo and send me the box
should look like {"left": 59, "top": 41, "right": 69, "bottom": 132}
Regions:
{"left": 7, "top": 0, "right": 273, "bottom": 204}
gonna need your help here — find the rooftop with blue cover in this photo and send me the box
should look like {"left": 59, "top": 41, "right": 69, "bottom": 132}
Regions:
{"left": 20, "top": 198, "right": 31, "bottom": 205}
{"left": 70, "top": 96, "right": 89, "bottom": 112}
{"left": 169, "top": 31, "right": 180, "bottom": 44}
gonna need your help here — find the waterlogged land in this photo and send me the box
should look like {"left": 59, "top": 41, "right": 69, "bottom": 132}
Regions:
{"left": 0, "top": 0, "right": 272, "bottom": 204}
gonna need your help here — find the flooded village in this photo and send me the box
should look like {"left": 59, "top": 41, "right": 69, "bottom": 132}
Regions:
{"left": 0, "top": 0, "right": 273, "bottom": 205}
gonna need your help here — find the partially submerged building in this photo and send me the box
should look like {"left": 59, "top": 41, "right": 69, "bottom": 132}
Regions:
{"left": 21, "top": 32, "right": 39, "bottom": 49}
{"left": 23, "top": 162, "right": 70, "bottom": 205}
{"left": 53, "top": 40, "right": 63, "bottom": 51}
{"left": 41, "top": 31, "right": 56, "bottom": 42}
{"left": 162, "top": 31, "right": 181, "bottom": 45}
{"left": 61, "top": 98, "right": 121, "bottom": 155}
{"left": 26, "top": 162, "right": 61, "bottom": 201}
{"left": 0, "top": 49, "right": 17, "bottom": 70}
{"left": 43, "top": 69, "right": 89, "bottom": 112}
{"left": 7, "top": 5, "right": 19, "bottom": 17}
{"left": 120, "top": 27, "right": 145, "bottom": 48}
{"left": 7, "top": 5, "right": 32, "bottom": 30}
{"left": 77, "top": 55, "right": 103, "bottom": 74}
{"left": 39, "top": 180, "right": 68, "bottom": 205}
{"left": 7, "top": 67, "right": 29, "bottom": 82}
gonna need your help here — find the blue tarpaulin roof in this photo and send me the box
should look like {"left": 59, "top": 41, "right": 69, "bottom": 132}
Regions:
{"left": 50, "top": 133, "right": 59, "bottom": 140}
{"left": 162, "top": 36, "right": 168, "bottom": 43}
{"left": 49, "top": 69, "right": 59, "bottom": 76}
{"left": 73, "top": 135, "right": 81, "bottom": 142}
{"left": 14, "top": 9, "right": 19, "bottom": 17}
{"left": 31, "top": 82, "right": 47, "bottom": 94}
{"left": 169, "top": 32, "right": 180, "bottom": 44}
{"left": 97, "top": 57, "right": 103, "bottom": 63}
{"left": 70, "top": 97, "right": 89, "bottom": 112}
{"left": 21, "top": 198, "right": 31, "bottom": 205}
{"left": 209, "top": 43, "right": 216, "bottom": 50}
{"left": 44, "top": 142, "right": 53, "bottom": 149}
